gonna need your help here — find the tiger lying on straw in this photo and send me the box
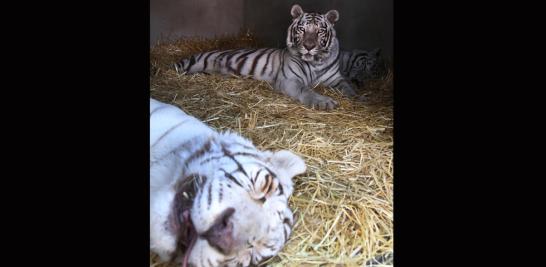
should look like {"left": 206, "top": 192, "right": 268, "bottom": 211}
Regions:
{"left": 175, "top": 4, "right": 358, "bottom": 111}
{"left": 150, "top": 98, "right": 306, "bottom": 267}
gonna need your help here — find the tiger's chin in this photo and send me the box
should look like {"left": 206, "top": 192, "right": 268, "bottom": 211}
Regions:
{"left": 168, "top": 180, "right": 199, "bottom": 267}
{"left": 301, "top": 54, "right": 315, "bottom": 62}
{"left": 169, "top": 212, "right": 198, "bottom": 267}
{"left": 298, "top": 53, "right": 322, "bottom": 63}
{"left": 299, "top": 52, "right": 329, "bottom": 65}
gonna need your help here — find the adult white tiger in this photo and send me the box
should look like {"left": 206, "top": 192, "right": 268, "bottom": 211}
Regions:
{"left": 150, "top": 98, "right": 306, "bottom": 267}
{"left": 175, "top": 4, "right": 357, "bottom": 111}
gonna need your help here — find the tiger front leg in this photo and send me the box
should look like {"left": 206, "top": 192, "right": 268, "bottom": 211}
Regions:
{"left": 325, "top": 75, "right": 358, "bottom": 98}
{"left": 300, "top": 90, "right": 339, "bottom": 110}
{"left": 277, "top": 79, "right": 338, "bottom": 110}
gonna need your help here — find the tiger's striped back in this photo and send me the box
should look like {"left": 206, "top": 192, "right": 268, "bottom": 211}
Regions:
{"left": 175, "top": 48, "right": 285, "bottom": 84}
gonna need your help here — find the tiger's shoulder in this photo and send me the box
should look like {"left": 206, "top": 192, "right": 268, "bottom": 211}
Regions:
{"left": 150, "top": 98, "right": 216, "bottom": 161}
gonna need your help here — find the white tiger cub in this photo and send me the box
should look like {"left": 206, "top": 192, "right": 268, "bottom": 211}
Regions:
{"left": 150, "top": 98, "right": 306, "bottom": 267}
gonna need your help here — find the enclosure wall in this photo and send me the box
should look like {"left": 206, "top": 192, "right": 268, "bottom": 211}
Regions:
{"left": 151, "top": 0, "right": 393, "bottom": 60}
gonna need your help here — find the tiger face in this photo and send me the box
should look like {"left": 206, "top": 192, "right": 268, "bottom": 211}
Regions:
{"left": 172, "top": 135, "right": 306, "bottom": 267}
{"left": 286, "top": 4, "right": 339, "bottom": 64}
{"left": 362, "top": 48, "right": 382, "bottom": 79}
{"left": 349, "top": 48, "right": 382, "bottom": 86}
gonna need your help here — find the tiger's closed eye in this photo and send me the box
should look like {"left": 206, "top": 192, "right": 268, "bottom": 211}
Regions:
{"left": 263, "top": 174, "right": 273, "bottom": 192}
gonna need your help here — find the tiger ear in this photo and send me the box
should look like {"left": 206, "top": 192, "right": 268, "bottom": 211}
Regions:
{"left": 268, "top": 150, "right": 306, "bottom": 195}
{"left": 270, "top": 150, "right": 306, "bottom": 178}
{"left": 372, "top": 48, "right": 382, "bottom": 56}
{"left": 326, "top": 10, "right": 339, "bottom": 24}
{"left": 291, "top": 4, "right": 304, "bottom": 19}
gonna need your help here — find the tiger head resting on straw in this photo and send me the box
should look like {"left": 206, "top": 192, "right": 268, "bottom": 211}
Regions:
{"left": 150, "top": 98, "right": 306, "bottom": 267}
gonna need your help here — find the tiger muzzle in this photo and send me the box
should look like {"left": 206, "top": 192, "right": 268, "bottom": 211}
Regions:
{"left": 303, "top": 32, "right": 317, "bottom": 51}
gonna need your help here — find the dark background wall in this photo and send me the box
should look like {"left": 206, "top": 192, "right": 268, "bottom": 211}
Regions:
{"left": 151, "top": 0, "right": 392, "bottom": 60}
{"left": 150, "top": 0, "right": 244, "bottom": 44}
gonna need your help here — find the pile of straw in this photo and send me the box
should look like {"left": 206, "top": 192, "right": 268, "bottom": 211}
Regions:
{"left": 150, "top": 32, "right": 393, "bottom": 267}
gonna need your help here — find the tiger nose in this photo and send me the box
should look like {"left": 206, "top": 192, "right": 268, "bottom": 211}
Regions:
{"left": 202, "top": 207, "right": 236, "bottom": 254}
{"left": 303, "top": 42, "right": 315, "bottom": 51}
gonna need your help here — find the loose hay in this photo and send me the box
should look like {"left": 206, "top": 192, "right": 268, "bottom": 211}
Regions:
{"left": 150, "top": 32, "right": 393, "bottom": 267}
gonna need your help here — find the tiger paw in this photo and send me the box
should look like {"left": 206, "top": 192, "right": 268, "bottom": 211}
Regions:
{"left": 304, "top": 95, "right": 338, "bottom": 110}
{"left": 357, "top": 93, "right": 370, "bottom": 102}
{"left": 341, "top": 86, "right": 358, "bottom": 98}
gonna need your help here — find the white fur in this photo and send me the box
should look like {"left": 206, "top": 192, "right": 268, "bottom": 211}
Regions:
{"left": 150, "top": 98, "right": 216, "bottom": 260}
{"left": 150, "top": 98, "right": 306, "bottom": 266}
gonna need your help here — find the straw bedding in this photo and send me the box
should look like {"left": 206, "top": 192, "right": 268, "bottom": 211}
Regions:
{"left": 150, "top": 32, "right": 393, "bottom": 267}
